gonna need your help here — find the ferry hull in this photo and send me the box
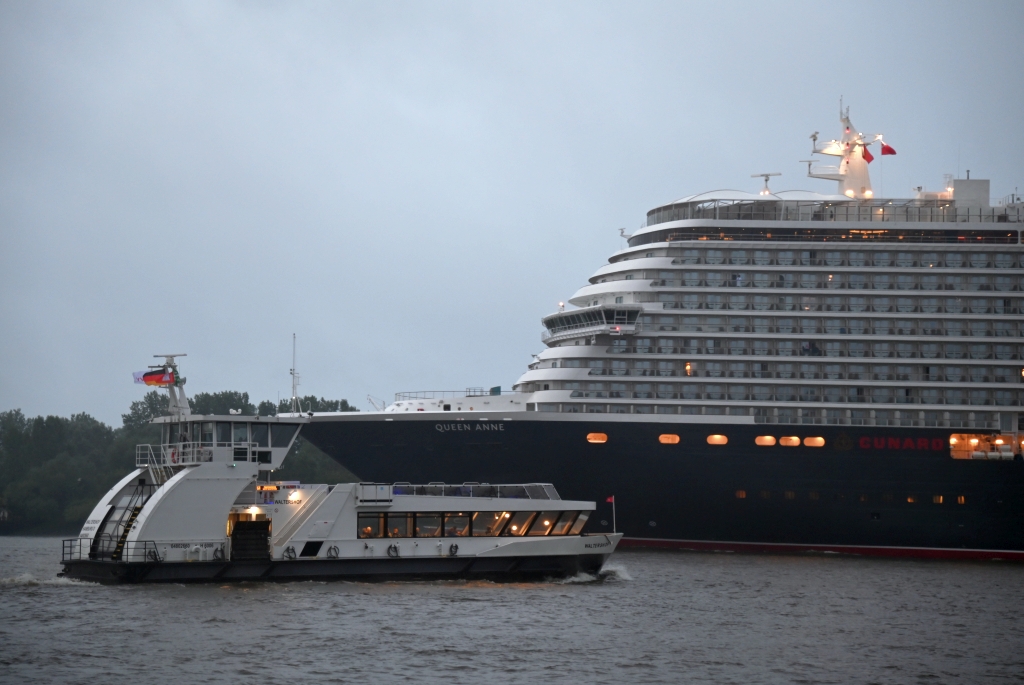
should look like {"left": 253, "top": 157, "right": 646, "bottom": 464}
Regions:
{"left": 60, "top": 551, "right": 613, "bottom": 584}
{"left": 303, "top": 415, "right": 1024, "bottom": 559}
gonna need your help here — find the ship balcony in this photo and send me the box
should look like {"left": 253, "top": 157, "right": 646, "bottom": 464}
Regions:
{"left": 136, "top": 443, "right": 215, "bottom": 468}
{"left": 542, "top": 322, "right": 636, "bottom": 344}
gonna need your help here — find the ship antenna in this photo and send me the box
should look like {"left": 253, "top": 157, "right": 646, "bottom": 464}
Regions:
{"left": 289, "top": 333, "right": 301, "bottom": 414}
{"left": 153, "top": 353, "right": 190, "bottom": 418}
{"left": 751, "top": 172, "right": 781, "bottom": 196}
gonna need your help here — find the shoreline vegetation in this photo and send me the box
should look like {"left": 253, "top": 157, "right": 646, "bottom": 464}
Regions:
{"left": 0, "top": 391, "right": 359, "bottom": 535}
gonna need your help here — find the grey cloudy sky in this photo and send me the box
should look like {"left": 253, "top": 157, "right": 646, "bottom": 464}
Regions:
{"left": 2, "top": 1, "right": 1022, "bottom": 425}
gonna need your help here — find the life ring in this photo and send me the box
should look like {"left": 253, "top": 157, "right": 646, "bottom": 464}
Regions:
{"left": 448, "top": 543, "right": 459, "bottom": 557}
{"left": 326, "top": 545, "right": 339, "bottom": 559}
{"left": 283, "top": 546, "right": 296, "bottom": 560}
{"left": 213, "top": 546, "right": 224, "bottom": 561}
{"left": 169, "top": 448, "right": 178, "bottom": 464}
{"left": 387, "top": 544, "right": 400, "bottom": 558}
{"left": 146, "top": 549, "right": 161, "bottom": 563}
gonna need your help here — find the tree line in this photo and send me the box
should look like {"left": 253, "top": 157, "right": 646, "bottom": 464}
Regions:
{"left": 0, "top": 391, "right": 360, "bottom": 535}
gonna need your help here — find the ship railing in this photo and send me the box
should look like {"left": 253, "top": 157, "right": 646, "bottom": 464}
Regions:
{"left": 62, "top": 538, "right": 162, "bottom": 563}
{"left": 385, "top": 482, "right": 561, "bottom": 500}
{"left": 136, "top": 443, "right": 215, "bottom": 468}
{"left": 542, "top": 322, "right": 636, "bottom": 341}
{"left": 394, "top": 389, "right": 523, "bottom": 401}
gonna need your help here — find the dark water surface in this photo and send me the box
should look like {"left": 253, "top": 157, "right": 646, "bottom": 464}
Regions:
{"left": 1, "top": 537, "right": 1021, "bottom": 684}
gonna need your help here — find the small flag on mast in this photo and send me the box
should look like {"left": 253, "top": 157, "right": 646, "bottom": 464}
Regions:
{"left": 133, "top": 370, "right": 176, "bottom": 387}
{"left": 862, "top": 145, "right": 874, "bottom": 164}
{"left": 880, "top": 142, "right": 897, "bottom": 156}
{"left": 606, "top": 496, "right": 615, "bottom": 503}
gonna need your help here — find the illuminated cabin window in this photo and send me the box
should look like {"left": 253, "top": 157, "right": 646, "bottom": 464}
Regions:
{"left": 957, "top": 495, "right": 966, "bottom": 505}
{"left": 755, "top": 436, "right": 777, "bottom": 446}
{"left": 808, "top": 491, "right": 819, "bottom": 500}
{"left": 735, "top": 490, "right": 747, "bottom": 499}
{"left": 760, "top": 490, "right": 771, "bottom": 499}
{"left": 803, "top": 437, "right": 825, "bottom": 447}
{"left": 779, "top": 436, "right": 800, "bottom": 447}
{"left": 932, "top": 495, "right": 943, "bottom": 504}
{"left": 707, "top": 434, "right": 728, "bottom": 445}
{"left": 907, "top": 496, "right": 916, "bottom": 503}
{"left": 659, "top": 434, "right": 680, "bottom": 444}
{"left": 586, "top": 433, "right": 608, "bottom": 444}
{"left": 784, "top": 491, "right": 795, "bottom": 500}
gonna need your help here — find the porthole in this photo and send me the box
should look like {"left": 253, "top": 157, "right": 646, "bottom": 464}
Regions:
{"left": 784, "top": 491, "right": 795, "bottom": 500}
{"left": 659, "top": 434, "right": 680, "bottom": 444}
{"left": 803, "top": 437, "right": 825, "bottom": 447}
{"left": 957, "top": 495, "right": 966, "bottom": 504}
{"left": 808, "top": 491, "right": 819, "bottom": 500}
{"left": 932, "top": 495, "right": 943, "bottom": 504}
{"left": 707, "top": 434, "right": 728, "bottom": 445}
{"left": 586, "top": 433, "right": 608, "bottom": 444}
{"left": 735, "top": 490, "right": 747, "bottom": 499}
{"left": 907, "top": 496, "right": 916, "bottom": 503}
{"left": 755, "top": 436, "right": 777, "bottom": 446}
{"left": 779, "top": 436, "right": 800, "bottom": 447}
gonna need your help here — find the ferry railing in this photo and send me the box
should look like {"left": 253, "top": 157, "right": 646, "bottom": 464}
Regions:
{"left": 388, "top": 483, "right": 561, "bottom": 500}
{"left": 136, "top": 443, "right": 215, "bottom": 468}
{"left": 63, "top": 538, "right": 162, "bottom": 563}
{"left": 394, "top": 390, "right": 524, "bottom": 401}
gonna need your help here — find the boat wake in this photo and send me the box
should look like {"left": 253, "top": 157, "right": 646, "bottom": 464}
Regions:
{"left": 0, "top": 573, "right": 86, "bottom": 587}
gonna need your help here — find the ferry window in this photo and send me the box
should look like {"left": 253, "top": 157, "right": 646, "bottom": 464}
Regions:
{"left": 755, "top": 436, "right": 776, "bottom": 446}
{"left": 550, "top": 511, "right": 579, "bottom": 535}
{"left": 779, "top": 436, "right": 800, "bottom": 447}
{"left": 201, "top": 422, "right": 214, "bottom": 446}
{"left": 659, "top": 434, "right": 680, "bottom": 444}
{"left": 808, "top": 492, "right": 819, "bottom": 500}
{"left": 387, "top": 513, "right": 413, "bottom": 538}
{"left": 357, "top": 513, "right": 384, "bottom": 539}
{"left": 232, "top": 423, "right": 248, "bottom": 445}
{"left": 760, "top": 490, "right": 771, "bottom": 500}
{"left": 957, "top": 495, "right": 966, "bottom": 505}
{"left": 444, "top": 513, "right": 470, "bottom": 537}
{"left": 568, "top": 512, "right": 590, "bottom": 535}
{"left": 735, "top": 490, "right": 747, "bottom": 499}
{"left": 906, "top": 496, "right": 916, "bottom": 504}
{"left": 707, "top": 434, "right": 728, "bottom": 445}
{"left": 250, "top": 423, "right": 269, "bottom": 448}
{"left": 587, "top": 433, "right": 608, "bottom": 444}
{"left": 472, "top": 512, "right": 509, "bottom": 536}
{"left": 803, "top": 437, "right": 825, "bottom": 447}
{"left": 270, "top": 423, "right": 299, "bottom": 448}
{"left": 502, "top": 511, "right": 537, "bottom": 536}
{"left": 414, "top": 514, "right": 442, "bottom": 537}
{"left": 528, "top": 512, "right": 561, "bottom": 536}
{"left": 932, "top": 495, "right": 944, "bottom": 504}
{"left": 216, "top": 422, "right": 231, "bottom": 446}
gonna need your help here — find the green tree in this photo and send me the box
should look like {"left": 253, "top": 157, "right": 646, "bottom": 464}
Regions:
{"left": 276, "top": 396, "right": 359, "bottom": 414}
{"left": 122, "top": 390, "right": 170, "bottom": 429}
{"left": 189, "top": 391, "right": 256, "bottom": 416}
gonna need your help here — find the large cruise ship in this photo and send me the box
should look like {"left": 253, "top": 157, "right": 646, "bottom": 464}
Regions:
{"left": 299, "top": 107, "right": 1024, "bottom": 559}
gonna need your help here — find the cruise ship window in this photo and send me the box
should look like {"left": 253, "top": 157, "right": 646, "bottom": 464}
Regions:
{"left": 895, "top": 320, "right": 914, "bottom": 335}
{"left": 680, "top": 250, "right": 699, "bottom": 264}
{"left": 777, "top": 251, "right": 795, "bottom": 266}
{"left": 970, "top": 253, "right": 989, "bottom": 268}
{"left": 825, "top": 251, "right": 843, "bottom": 266}
{"left": 848, "top": 252, "right": 866, "bottom": 267}
{"left": 822, "top": 318, "right": 842, "bottom": 334}
{"left": 730, "top": 251, "right": 749, "bottom": 265}
{"left": 849, "top": 297, "right": 868, "bottom": 312}
{"left": 753, "top": 250, "right": 772, "bottom": 265}
{"left": 896, "top": 253, "right": 915, "bottom": 267}
{"left": 874, "top": 320, "right": 893, "bottom": 335}
{"left": 920, "top": 298, "right": 940, "bottom": 312}
{"left": 705, "top": 250, "right": 724, "bottom": 264}
{"left": 874, "top": 252, "right": 892, "bottom": 267}
{"left": 800, "top": 364, "right": 818, "bottom": 379}
{"left": 779, "top": 436, "right": 800, "bottom": 447}
{"left": 825, "top": 364, "right": 843, "bottom": 379}
{"left": 706, "top": 362, "right": 722, "bottom": 377}
{"left": 872, "top": 297, "right": 892, "bottom": 312}
{"left": 848, "top": 365, "right": 866, "bottom": 380}
{"left": 922, "top": 252, "right": 940, "bottom": 267}
{"left": 995, "top": 254, "right": 1016, "bottom": 268}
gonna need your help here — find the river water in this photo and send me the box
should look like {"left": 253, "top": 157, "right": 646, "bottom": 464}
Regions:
{"left": 1, "top": 536, "right": 1021, "bottom": 683}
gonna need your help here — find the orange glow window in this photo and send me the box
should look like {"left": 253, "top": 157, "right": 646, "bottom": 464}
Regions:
{"left": 957, "top": 495, "right": 966, "bottom": 505}
{"left": 803, "top": 437, "right": 825, "bottom": 447}
{"left": 735, "top": 490, "right": 746, "bottom": 499}
{"left": 755, "top": 436, "right": 776, "bottom": 446}
{"left": 907, "top": 496, "right": 916, "bottom": 503}
{"left": 659, "top": 434, "right": 680, "bottom": 444}
{"left": 932, "top": 495, "right": 943, "bottom": 504}
{"left": 779, "top": 436, "right": 800, "bottom": 447}
{"left": 586, "top": 433, "right": 608, "bottom": 444}
{"left": 784, "top": 491, "right": 795, "bottom": 500}
{"left": 707, "top": 434, "right": 728, "bottom": 445}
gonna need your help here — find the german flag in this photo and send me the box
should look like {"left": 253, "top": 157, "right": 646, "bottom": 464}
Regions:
{"left": 133, "top": 370, "right": 176, "bottom": 386}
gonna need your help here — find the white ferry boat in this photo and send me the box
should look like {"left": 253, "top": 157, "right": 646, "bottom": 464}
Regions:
{"left": 60, "top": 357, "right": 620, "bottom": 584}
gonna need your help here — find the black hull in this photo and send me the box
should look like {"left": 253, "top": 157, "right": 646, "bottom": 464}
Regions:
{"left": 60, "top": 553, "right": 612, "bottom": 584}
{"left": 302, "top": 416, "right": 1024, "bottom": 559}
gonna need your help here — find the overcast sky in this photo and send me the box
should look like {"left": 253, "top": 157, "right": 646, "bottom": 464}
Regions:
{"left": 2, "top": 1, "right": 1022, "bottom": 425}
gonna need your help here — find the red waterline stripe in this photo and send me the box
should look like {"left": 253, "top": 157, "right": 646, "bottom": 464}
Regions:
{"left": 618, "top": 537, "right": 1024, "bottom": 561}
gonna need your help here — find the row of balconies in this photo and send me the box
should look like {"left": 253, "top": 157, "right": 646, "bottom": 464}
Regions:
{"left": 566, "top": 387, "right": 1018, "bottom": 405}
{"left": 596, "top": 342, "right": 1021, "bottom": 359}
{"left": 643, "top": 274, "right": 1020, "bottom": 291}
{"left": 657, "top": 298, "right": 1019, "bottom": 314}
{"left": 665, "top": 252, "right": 1020, "bottom": 268}
{"left": 582, "top": 369, "right": 1020, "bottom": 383}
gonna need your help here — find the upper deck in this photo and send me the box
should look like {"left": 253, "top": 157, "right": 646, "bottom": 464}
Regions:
{"left": 631, "top": 194, "right": 1023, "bottom": 248}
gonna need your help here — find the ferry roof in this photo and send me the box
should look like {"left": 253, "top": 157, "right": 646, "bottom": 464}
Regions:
{"left": 661, "top": 189, "right": 852, "bottom": 206}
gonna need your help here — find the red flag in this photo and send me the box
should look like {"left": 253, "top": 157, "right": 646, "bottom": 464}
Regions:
{"left": 606, "top": 496, "right": 615, "bottom": 503}
{"left": 881, "top": 143, "right": 896, "bottom": 156}
{"left": 862, "top": 146, "right": 874, "bottom": 163}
